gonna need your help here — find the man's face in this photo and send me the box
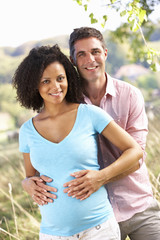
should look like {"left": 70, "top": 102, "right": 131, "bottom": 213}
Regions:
{"left": 72, "top": 37, "right": 107, "bottom": 83}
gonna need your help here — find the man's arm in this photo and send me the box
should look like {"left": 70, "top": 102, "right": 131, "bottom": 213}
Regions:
{"left": 22, "top": 175, "right": 57, "bottom": 205}
{"left": 63, "top": 88, "right": 147, "bottom": 200}
{"left": 63, "top": 120, "right": 143, "bottom": 200}
{"left": 22, "top": 153, "right": 57, "bottom": 205}
{"left": 126, "top": 88, "right": 148, "bottom": 164}
{"left": 108, "top": 161, "right": 140, "bottom": 181}
{"left": 101, "top": 87, "right": 147, "bottom": 179}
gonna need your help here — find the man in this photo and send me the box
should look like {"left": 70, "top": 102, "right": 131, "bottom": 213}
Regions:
{"left": 22, "top": 27, "right": 160, "bottom": 240}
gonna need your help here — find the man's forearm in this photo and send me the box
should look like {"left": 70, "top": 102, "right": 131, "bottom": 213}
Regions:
{"left": 105, "top": 161, "right": 140, "bottom": 182}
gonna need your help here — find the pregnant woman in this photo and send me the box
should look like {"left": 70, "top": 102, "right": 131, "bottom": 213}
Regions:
{"left": 13, "top": 44, "right": 142, "bottom": 240}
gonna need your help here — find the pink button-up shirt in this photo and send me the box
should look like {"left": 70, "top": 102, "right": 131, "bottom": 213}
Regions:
{"left": 84, "top": 74, "right": 153, "bottom": 222}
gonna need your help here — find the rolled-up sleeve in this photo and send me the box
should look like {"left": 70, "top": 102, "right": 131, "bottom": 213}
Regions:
{"left": 127, "top": 88, "right": 148, "bottom": 165}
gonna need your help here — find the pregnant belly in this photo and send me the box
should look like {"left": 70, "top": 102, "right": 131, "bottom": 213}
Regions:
{"left": 39, "top": 186, "right": 110, "bottom": 233}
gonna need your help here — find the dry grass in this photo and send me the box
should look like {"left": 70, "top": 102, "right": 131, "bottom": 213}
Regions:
{"left": 0, "top": 138, "right": 159, "bottom": 240}
{"left": 0, "top": 142, "right": 40, "bottom": 239}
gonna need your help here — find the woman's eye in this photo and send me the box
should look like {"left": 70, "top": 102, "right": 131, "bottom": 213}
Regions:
{"left": 42, "top": 80, "right": 49, "bottom": 84}
{"left": 57, "top": 76, "right": 64, "bottom": 82}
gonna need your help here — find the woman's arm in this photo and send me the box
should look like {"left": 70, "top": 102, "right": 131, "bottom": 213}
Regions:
{"left": 95, "top": 120, "right": 143, "bottom": 184}
{"left": 23, "top": 153, "right": 37, "bottom": 177}
{"left": 63, "top": 120, "right": 143, "bottom": 200}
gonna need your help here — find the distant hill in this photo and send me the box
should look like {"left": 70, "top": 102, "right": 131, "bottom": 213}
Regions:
{"left": 1, "top": 34, "right": 69, "bottom": 57}
{"left": 10, "top": 35, "right": 70, "bottom": 57}
{"left": 0, "top": 34, "right": 70, "bottom": 84}
{"left": 0, "top": 28, "right": 160, "bottom": 84}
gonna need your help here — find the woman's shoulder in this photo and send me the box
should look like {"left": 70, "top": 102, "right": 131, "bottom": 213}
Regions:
{"left": 20, "top": 118, "right": 33, "bottom": 133}
{"left": 80, "top": 103, "right": 105, "bottom": 114}
{"left": 80, "top": 103, "right": 113, "bottom": 122}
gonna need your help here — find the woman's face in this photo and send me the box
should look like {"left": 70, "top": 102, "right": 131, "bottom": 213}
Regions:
{"left": 38, "top": 61, "right": 68, "bottom": 106}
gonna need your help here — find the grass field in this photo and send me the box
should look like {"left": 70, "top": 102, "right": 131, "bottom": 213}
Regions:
{"left": 0, "top": 135, "right": 159, "bottom": 239}
{"left": 0, "top": 141, "right": 40, "bottom": 239}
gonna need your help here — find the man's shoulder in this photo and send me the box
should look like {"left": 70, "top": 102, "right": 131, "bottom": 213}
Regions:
{"left": 110, "top": 76, "right": 141, "bottom": 96}
{"left": 112, "top": 76, "right": 136, "bottom": 89}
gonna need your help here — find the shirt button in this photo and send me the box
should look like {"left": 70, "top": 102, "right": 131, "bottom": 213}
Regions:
{"left": 95, "top": 225, "right": 101, "bottom": 230}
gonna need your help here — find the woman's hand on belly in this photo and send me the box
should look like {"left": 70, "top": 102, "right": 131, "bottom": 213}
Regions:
{"left": 63, "top": 169, "right": 105, "bottom": 200}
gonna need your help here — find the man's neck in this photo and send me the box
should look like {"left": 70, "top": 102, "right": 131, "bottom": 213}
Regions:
{"left": 83, "top": 75, "right": 107, "bottom": 106}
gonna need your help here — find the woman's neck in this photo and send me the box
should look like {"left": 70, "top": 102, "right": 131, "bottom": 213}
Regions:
{"left": 41, "top": 100, "right": 71, "bottom": 118}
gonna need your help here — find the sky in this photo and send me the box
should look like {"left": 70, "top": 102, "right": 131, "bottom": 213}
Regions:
{"left": 0, "top": 0, "right": 160, "bottom": 47}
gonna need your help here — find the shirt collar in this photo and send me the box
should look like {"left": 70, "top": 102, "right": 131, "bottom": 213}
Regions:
{"left": 105, "top": 73, "right": 116, "bottom": 97}
{"left": 84, "top": 73, "right": 116, "bottom": 103}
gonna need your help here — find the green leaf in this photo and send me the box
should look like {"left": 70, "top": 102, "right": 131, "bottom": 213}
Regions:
{"left": 139, "top": 9, "right": 147, "bottom": 24}
{"left": 120, "top": 10, "right": 127, "bottom": 17}
{"left": 103, "top": 15, "right": 108, "bottom": 22}
{"left": 89, "top": 13, "right": 98, "bottom": 24}
{"left": 75, "top": 0, "right": 82, "bottom": 6}
{"left": 89, "top": 13, "right": 94, "bottom": 18}
{"left": 150, "top": 63, "right": 157, "bottom": 72}
{"left": 101, "top": 15, "right": 108, "bottom": 28}
{"left": 130, "top": 19, "right": 139, "bottom": 32}
{"left": 84, "top": 4, "right": 88, "bottom": 11}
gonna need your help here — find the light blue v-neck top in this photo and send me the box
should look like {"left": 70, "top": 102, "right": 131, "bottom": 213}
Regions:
{"left": 19, "top": 104, "right": 114, "bottom": 236}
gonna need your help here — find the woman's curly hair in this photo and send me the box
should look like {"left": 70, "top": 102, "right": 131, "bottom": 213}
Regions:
{"left": 12, "top": 44, "right": 84, "bottom": 111}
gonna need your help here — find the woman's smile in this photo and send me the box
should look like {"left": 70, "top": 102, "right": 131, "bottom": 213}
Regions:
{"left": 38, "top": 61, "right": 68, "bottom": 105}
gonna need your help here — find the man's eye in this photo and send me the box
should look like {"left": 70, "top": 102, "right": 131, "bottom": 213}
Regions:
{"left": 93, "top": 50, "right": 100, "bottom": 54}
{"left": 77, "top": 52, "right": 84, "bottom": 57}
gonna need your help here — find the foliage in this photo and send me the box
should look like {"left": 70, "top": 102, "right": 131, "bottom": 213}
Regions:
{"left": 103, "top": 32, "right": 129, "bottom": 74}
{"left": 73, "top": 0, "right": 160, "bottom": 71}
{"left": 137, "top": 73, "right": 159, "bottom": 89}
{"left": 0, "top": 51, "right": 24, "bottom": 84}
{"left": 0, "top": 84, "right": 33, "bottom": 129}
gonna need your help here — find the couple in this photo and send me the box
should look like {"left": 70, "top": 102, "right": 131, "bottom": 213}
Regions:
{"left": 13, "top": 27, "right": 160, "bottom": 240}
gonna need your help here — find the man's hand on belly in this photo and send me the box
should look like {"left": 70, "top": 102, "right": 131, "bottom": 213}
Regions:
{"left": 22, "top": 175, "right": 57, "bottom": 205}
{"left": 63, "top": 170, "right": 104, "bottom": 200}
